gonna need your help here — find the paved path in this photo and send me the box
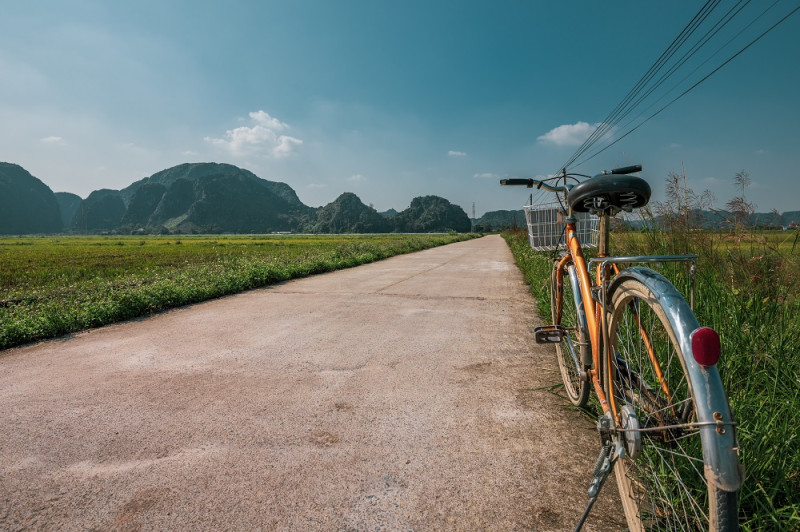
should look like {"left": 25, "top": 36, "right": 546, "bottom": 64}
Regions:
{"left": 0, "top": 235, "right": 623, "bottom": 530}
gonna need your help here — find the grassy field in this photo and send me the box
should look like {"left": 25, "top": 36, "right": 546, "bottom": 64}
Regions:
{"left": 503, "top": 227, "right": 799, "bottom": 531}
{"left": 0, "top": 233, "right": 476, "bottom": 349}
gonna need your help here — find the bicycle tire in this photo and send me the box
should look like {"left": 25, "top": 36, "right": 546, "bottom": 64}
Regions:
{"left": 551, "top": 264, "right": 590, "bottom": 407}
{"left": 606, "top": 276, "right": 738, "bottom": 531}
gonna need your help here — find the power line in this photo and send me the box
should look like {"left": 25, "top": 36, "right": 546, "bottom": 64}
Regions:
{"left": 573, "top": 3, "right": 800, "bottom": 168}
{"left": 604, "top": 0, "right": 781, "bottom": 155}
{"left": 559, "top": 0, "right": 722, "bottom": 171}
{"left": 554, "top": 1, "right": 799, "bottom": 175}
{"left": 602, "top": 0, "right": 754, "bottom": 141}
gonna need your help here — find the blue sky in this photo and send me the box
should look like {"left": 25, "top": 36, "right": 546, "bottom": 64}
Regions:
{"left": 2, "top": 1, "right": 798, "bottom": 216}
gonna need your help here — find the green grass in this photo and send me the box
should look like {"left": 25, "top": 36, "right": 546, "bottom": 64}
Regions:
{"left": 0, "top": 233, "right": 477, "bottom": 349}
{"left": 503, "top": 228, "right": 800, "bottom": 531}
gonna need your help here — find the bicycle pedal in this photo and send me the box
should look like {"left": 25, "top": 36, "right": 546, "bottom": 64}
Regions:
{"left": 534, "top": 325, "right": 566, "bottom": 344}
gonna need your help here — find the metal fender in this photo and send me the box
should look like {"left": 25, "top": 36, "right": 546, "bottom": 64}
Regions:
{"left": 608, "top": 267, "right": 743, "bottom": 492}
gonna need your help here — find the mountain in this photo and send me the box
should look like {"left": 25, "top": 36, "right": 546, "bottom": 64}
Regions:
{"left": 307, "top": 192, "right": 392, "bottom": 233}
{"left": 115, "top": 162, "right": 314, "bottom": 233}
{"left": 392, "top": 196, "right": 471, "bottom": 233}
{"left": 0, "top": 162, "right": 62, "bottom": 234}
{"left": 121, "top": 182, "right": 167, "bottom": 226}
{"left": 178, "top": 171, "right": 309, "bottom": 233}
{"left": 623, "top": 208, "right": 800, "bottom": 230}
{"left": 782, "top": 211, "right": 800, "bottom": 226}
{"left": 72, "top": 189, "right": 126, "bottom": 232}
{"left": 120, "top": 162, "right": 306, "bottom": 210}
{"left": 112, "top": 164, "right": 471, "bottom": 234}
{"left": 148, "top": 178, "right": 195, "bottom": 226}
{"left": 54, "top": 192, "right": 82, "bottom": 231}
{"left": 473, "top": 209, "right": 526, "bottom": 231}
{"left": 0, "top": 161, "right": 477, "bottom": 234}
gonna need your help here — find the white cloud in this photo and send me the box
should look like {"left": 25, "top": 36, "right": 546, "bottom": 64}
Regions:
{"left": 181, "top": 150, "right": 199, "bottom": 157}
{"left": 273, "top": 135, "right": 303, "bottom": 157}
{"left": 40, "top": 136, "right": 64, "bottom": 144}
{"left": 205, "top": 110, "right": 302, "bottom": 158}
{"left": 473, "top": 172, "right": 499, "bottom": 179}
{"left": 307, "top": 183, "right": 326, "bottom": 189}
{"left": 537, "top": 121, "right": 601, "bottom": 147}
{"left": 347, "top": 173, "right": 365, "bottom": 182}
{"left": 448, "top": 150, "right": 467, "bottom": 157}
{"left": 755, "top": 148, "right": 765, "bottom": 155}
{"left": 249, "top": 110, "right": 288, "bottom": 131}
{"left": 669, "top": 143, "right": 681, "bottom": 149}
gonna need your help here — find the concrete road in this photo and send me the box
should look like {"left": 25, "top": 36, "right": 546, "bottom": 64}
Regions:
{"left": 0, "top": 235, "right": 624, "bottom": 530}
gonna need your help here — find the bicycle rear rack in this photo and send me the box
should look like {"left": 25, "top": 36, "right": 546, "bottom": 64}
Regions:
{"left": 588, "top": 254, "right": 698, "bottom": 310}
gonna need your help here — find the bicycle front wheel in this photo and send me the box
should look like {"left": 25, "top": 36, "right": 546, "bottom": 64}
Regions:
{"left": 606, "top": 277, "right": 738, "bottom": 531}
{"left": 551, "top": 263, "right": 590, "bottom": 407}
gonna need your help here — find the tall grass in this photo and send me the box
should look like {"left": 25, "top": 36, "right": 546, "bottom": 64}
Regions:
{"left": 503, "top": 227, "right": 800, "bottom": 531}
{"left": 0, "top": 234, "right": 476, "bottom": 350}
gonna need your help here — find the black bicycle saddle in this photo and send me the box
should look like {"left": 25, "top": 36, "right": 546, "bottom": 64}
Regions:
{"left": 568, "top": 174, "right": 651, "bottom": 214}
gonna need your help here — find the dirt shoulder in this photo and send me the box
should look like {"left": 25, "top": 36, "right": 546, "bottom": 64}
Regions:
{"left": 0, "top": 235, "right": 623, "bottom": 530}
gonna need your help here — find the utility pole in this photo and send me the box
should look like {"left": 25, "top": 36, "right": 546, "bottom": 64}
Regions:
{"left": 471, "top": 202, "right": 476, "bottom": 232}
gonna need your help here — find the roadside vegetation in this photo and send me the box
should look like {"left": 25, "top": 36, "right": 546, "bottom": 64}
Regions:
{"left": 0, "top": 233, "right": 476, "bottom": 350}
{"left": 503, "top": 216, "right": 799, "bottom": 530}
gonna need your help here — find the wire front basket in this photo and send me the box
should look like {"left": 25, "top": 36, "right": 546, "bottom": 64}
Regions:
{"left": 523, "top": 202, "right": 599, "bottom": 251}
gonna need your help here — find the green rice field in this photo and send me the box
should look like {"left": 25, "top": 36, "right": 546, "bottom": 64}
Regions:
{"left": 0, "top": 233, "right": 476, "bottom": 350}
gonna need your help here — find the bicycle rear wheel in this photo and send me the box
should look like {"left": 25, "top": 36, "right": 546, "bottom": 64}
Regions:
{"left": 606, "top": 277, "right": 738, "bottom": 531}
{"left": 551, "top": 264, "right": 590, "bottom": 407}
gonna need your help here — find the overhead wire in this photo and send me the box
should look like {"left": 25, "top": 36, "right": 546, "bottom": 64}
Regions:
{"left": 572, "top": 2, "right": 800, "bottom": 168}
{"left": 598, "top": 0, "right": 781, "bottom": 160}
{"left": 561, "top": 0, "right": 721, "bottom": 170}
{"left": 559, "top": 0, "right": 723, "bottom": 171}
{"left": 600, "top": 0, "right": 753, "bottom": 141}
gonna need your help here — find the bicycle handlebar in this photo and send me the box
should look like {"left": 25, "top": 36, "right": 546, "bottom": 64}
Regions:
{"left": 607, "top": 165, "right": 642, "bottom": 175}
{"left": 499, "top": 178, "right": 567, "bottom": 192}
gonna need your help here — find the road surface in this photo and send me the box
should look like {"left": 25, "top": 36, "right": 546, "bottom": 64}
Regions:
{"left": 0, "top": 235, "right": 624, "bottom": 530}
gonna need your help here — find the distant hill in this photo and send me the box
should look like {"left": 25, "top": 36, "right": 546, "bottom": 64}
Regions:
{"left": 72, "top": 189, "right": 126, "bottom": 232}
{"left": 116, "top": 162, "right": 314, "bottom": 233}
{"left": 0, "top": 162, "right": 474, "bottom": 235}
{"left": 0, "top": 162, "right": 62, "bottom": 234}
{"left": 393, "top": 196, "right": 471, "bottom": 233}
{"left": 177, "top": 171, "right": 311, "bottom": 233}
{"left": 623, "top": 208, "right": 800, "bottom": 230}
{"left": 120, "top": 162, "right": 306, "bottom": 209}
{"left": 121, "top": 182, "right": 167, "bottom": 226}
{"left": 54, "top": 192, "right": 82, "bottom": 231}
{"left": 473, "top": 209, "right": 526, "bottom": 231}
{"left": 783, "top": 211, "right": 800, "bottom": 226}
{"left": 307, "top": 193, "right": 392, "bottom": 233}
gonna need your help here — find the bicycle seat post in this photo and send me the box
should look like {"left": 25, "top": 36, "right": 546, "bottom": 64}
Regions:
{"left": 597, "top": 213, "right": 610, "bottom": 258}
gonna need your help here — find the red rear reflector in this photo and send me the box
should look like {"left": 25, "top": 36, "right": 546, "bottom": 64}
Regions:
{"left": 691, "top": 327, "right": 721, "bottom": 366}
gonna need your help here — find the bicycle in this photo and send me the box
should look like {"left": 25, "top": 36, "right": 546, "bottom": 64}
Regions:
{"left": 501, "top": 165, "right": 742, "bottom": 531}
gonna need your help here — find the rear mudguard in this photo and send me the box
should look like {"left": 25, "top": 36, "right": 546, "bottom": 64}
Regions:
{"left": 607, "top": 267, "right": 743, "bottom": 492}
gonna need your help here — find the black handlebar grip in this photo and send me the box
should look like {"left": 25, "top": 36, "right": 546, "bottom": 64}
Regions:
{"left": 611, "top": 165, "right": 642, "bottom": 175}
{"left": 500, "top": 178, "right": 534, "bottom": 187}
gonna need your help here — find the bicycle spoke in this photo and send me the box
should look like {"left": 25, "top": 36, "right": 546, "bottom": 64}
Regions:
{"left": 607, "top": 278, "right": 730, "bottom": 530}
